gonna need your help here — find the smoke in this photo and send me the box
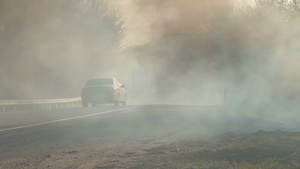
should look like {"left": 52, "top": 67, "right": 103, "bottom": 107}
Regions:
{"left": 0, "top": 0, "right": 123, "bottom": 99}
{"left": 121, "top": 0, "right": 300, "bottom": 110}
{"left": 1, "top": 0, "right": 300, "bottom": 114}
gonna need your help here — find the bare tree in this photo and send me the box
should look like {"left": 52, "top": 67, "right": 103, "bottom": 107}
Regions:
{"left": 0, "top": 0, "right": 124, "bottom": 99}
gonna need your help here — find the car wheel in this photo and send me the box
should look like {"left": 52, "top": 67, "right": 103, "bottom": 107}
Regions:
{"left": 121, "top": 101, "right": 126, "bottom": 106}
{"left": 91, "top": 102, "right": 97, "bottom": 107}
{"left": 114, "top": 100, "right": 120, "bottom": 106}
{"left": 82, "top": 101, "right": 88, "bottom": 108}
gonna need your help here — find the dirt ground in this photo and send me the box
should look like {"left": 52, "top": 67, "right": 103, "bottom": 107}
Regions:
{"left": 2, "top": 130, "right": 300, "bottom": 169}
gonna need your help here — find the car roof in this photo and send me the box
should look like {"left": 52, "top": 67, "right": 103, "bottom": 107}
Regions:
{"left": 88, "top": 77, "right": 116, "bottom": 80}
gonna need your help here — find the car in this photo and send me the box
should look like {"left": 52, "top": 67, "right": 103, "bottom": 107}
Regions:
{"left": 81, "top": 77, "right": 127, "bottom": 107}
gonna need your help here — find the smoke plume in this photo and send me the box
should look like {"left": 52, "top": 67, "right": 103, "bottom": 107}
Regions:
{"left": 0, "top": 0, "right": 123, "bottom": 99}
{"left": 124, "top": 0, "right": 300, "bottom": 110}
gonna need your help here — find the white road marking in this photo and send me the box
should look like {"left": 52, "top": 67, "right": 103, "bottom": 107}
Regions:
{"left": 0, "top": 106, "right": 141, "bottom": 133}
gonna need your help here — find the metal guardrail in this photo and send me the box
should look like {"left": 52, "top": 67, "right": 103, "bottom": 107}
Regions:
{"left": 0, "top": 97, "right": 82, "bottom": 112}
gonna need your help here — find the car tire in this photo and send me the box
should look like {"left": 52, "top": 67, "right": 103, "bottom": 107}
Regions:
{"left": 121, "top": 101, "right": 126, "bottom": 106}
{"left": 91, "top": 102, "right": 97, "bottom": 107}
{"left": 82, "top": 101, "right": 88, "bottom": 108}
{"left": 114, "top": 100, "right": 120, "bottom": 106}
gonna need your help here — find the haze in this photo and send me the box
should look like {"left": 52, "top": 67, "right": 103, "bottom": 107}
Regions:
{"left": 0, "top": 0, "right": 300, "bottom": 128}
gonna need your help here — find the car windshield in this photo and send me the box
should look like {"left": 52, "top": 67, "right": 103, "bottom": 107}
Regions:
{"left": 86, "top": 78, "right": 113, "bottom": 86}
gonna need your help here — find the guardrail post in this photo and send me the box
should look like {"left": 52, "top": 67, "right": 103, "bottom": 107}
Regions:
{"left": 223, "top": 88, "right": 227, "bottom": 104}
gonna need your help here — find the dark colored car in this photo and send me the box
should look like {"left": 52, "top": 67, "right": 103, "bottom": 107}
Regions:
{"left": 81, "top": 77, "right": 127, "bottom": 107}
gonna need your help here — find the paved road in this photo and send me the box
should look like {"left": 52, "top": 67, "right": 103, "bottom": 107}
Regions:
{"left": 0, "top": 106, "right": 139, "bottom": 132}
{"left": 0, "top": 105, "right": 217, "bottom": 154}
{"left": 0, "top": 104, "right": 290, "bottom": 168}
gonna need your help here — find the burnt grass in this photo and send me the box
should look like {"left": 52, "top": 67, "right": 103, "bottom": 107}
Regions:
{"left": 127, "top": 130, "right": 300, "bottom": 169}
{"left": 2, "top": 130, "right": 300, "bottom": 169}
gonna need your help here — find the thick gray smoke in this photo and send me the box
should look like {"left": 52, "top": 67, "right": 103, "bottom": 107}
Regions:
{"left": 126, "top": 0, "right": 300, "bottom": 110}
{"left": 0, "top": 0, "right": 123, "bottom": 99}
{"left": 1, "top": 0, "right": 300, "bottom": 114}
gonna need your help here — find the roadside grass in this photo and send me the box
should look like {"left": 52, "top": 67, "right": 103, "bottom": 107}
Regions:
{"left": 185, "top": 158, "right": 289, "bottom": 169}
{"left": 241, "top": 158, "right": 287, "bottom": 169}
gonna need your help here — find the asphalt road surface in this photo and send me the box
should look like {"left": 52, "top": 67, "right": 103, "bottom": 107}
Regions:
{"left": 0, "top": 105, "right": 295, "bottom": 168}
